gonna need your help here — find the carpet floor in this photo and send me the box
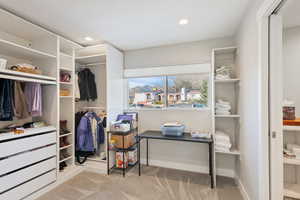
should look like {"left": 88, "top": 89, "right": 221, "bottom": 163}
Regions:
{"left": 37, "top": 166, "right": 243, "bottom": 200}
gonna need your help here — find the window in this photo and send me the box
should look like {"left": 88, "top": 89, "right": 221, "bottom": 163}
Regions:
{"left": 128, "top": 77, "right": 165, "bottom": 108}
{"left": 128, "top": 75, "right": 209, "bottom": 109}
{"left": 167, "top": 75, "right": 208, "bottom": 108}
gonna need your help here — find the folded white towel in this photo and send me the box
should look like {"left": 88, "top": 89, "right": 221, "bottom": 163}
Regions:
{"left": 217, "top": 99, "right": 230, "bottom": 105}
{"left": 215, "top": 131, "right": 231, "bottom": 142}
{"left": 216, "top": 104, "right": 231, "bottom": 109}
{"left": 216, "top": 111, "right": 231, "bottom": 115}
{"left": 215, "top": 142, "right": 232, "bottom": 149}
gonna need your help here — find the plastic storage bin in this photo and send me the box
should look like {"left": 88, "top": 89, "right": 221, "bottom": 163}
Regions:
{"left": 160, "top": 125, "right": 185, "bottom": 137}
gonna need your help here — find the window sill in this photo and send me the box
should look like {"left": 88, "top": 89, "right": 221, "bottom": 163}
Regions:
{"left": 125, "top": 107, "right": 211, "bottom": 112}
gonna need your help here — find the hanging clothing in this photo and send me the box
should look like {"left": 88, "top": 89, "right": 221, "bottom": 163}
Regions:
{"left": 76, "top": 112, "right": 104, "bottom": 153}
{"left": 13, "top": 81, "right": 29, "bottom": 119}
{"left": 75, "top": 74, "right": 80, "bottom": 99}
{"left": 0, "top": 79, "right": 14, "bottom": 121}
{"left": 24, "top": 83, "right": 42, "bottom": 117}
{"left": 78, "top": 68, "right": 97, "bottom": 101}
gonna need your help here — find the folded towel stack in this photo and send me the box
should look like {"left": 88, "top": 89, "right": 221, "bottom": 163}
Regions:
{"left": 215, "top": 99, "right": 231, "bottom": 115}
{"left": 215, "top": 65, "right": 232, "bottom": 80}
{"left": 215, "top": 131, "right": 232, "bottom": 152}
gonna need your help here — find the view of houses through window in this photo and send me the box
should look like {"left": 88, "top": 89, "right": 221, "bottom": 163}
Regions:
{"left": 128, "top": 75, "right": 208, "bottom": 109}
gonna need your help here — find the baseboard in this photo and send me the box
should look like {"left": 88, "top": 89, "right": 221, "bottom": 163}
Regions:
{"left": 236, "top": 178, "right": 251, "bottom": 200}
{"left": 25, "top": 167, "right": 84, "bottom": 200}
{"left": 141, "top": 159, "right": 235, "bottom": 178}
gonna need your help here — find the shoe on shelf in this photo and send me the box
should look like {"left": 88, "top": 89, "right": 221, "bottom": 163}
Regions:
{"left": 59, "top": 161, "right": 67, "bottom": 171}
{"left": 60, "top": 138, "right": 65, "bottom": 147}
{"left": 63, "top": 137, "right": 70, "bottom": 146}
{"left": 60, "top": 120, "right": 71, "bottom": 135}
{"left": 61, "top": 149, "right": 70, "bottom": 159}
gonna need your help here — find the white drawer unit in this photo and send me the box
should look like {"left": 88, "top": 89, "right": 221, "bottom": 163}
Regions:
{"left": 0, "top": 144, "right": 56, "bottom": 176}
{"left": 0, "top": 170, "right": 56, "bottom": 200}
{"left": 0, "top": 129, "right": 57, "bottom": 200}
{"left": 0, "top": 131, "right": 56, "bottom": 158}
{"left": 0, "top": 157, "right": 56, "bottom": 193}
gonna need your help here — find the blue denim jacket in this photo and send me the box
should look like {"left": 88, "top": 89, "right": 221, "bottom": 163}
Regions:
{"left": 76, "top": 112, "right": 104, "bottom": 152}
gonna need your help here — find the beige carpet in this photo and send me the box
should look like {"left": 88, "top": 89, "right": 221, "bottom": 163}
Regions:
{"left": 37, "top": 166, "right": 243, "bottom": 200}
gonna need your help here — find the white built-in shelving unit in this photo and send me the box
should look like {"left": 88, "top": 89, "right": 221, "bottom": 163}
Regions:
{"left": 283, "top": 127, "right": 300, "bottom": 199}
{"left": 212, "top": 47, "right": 240, "bottom": 155}
{"left": 0, "top": 8, "right": 59, "bottom": 200}
{"left": 211, "top": 47, "right": 240, "bottom": 186}
{"left": 57, "top": 37, "right": 81, "bottom": 178}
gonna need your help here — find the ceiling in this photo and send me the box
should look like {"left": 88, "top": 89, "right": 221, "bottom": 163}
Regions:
{"left": 282, "top": 0, "right": 300, "bottom": 28}
{"left": 0, "top": 0, "right": 250, "bottom": 50}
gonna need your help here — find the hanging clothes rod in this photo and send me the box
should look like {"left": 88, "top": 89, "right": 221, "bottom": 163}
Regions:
{"left": 82, "top": 106, "right": 106, "bottom": 110}
{"left": 79, "top": 62, "right": 106, "bottom": 67}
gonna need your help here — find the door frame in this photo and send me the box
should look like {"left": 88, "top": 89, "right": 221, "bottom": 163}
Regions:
{"left": 257, "top": 0, "right": 285, "bottom": 200}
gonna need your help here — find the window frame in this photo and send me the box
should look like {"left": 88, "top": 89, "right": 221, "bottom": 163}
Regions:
{"left": 125, "top": 73, "right": 211, "bottom": 111}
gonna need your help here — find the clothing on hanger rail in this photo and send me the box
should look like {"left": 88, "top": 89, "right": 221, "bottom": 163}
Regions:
{"left": 0, "top": 79, "right": 14, "bottom": 121}
{"left": 76, "top": 111, "right": 105, "bottom": 154}
{"left": 25, "top": 83, "right": 42, "bottom": 117}
{"left": 0, "top": 78, "right": 43, "bottom": 121}
{"left": 78, "top": 68, "right": 97, "bottom": 101}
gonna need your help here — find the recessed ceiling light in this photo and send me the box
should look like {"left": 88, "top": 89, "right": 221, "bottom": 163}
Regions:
{"left": 84, "top": 36, "right": 93, "bottom": 41}
{"left": 179, "top": 19, "right": 189, "bottom": 25}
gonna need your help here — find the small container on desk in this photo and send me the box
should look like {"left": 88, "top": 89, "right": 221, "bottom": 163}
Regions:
{"left": 107, "top": 127, "right": 139, "bottom": 177}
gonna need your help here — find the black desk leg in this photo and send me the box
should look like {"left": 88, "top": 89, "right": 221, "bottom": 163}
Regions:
{"left": 146, "top": 138, "right": 149, "bottom": 166}
{"left": 138, "top": 137, "right": 141, "bottom": 176}
{"left": 209, "top": 143, "right": 214, "bottom": 188}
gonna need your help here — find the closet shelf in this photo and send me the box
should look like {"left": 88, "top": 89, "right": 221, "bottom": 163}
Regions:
{"left": 59, "top": 132, "right": 72, "bottom": 138}
{"left": 284, "top": 157, "right": 300, "bottom": 165}
{"left": 59, "top": 81, "right": 72, "bottom": 85}
{"left": 87, "top": 156, "right": 106, "bottom": 163}
{"left": 76, "top": 54, "right": 106, "bottom": 65}
{"left": 59, "top": 67, "right": 73, "bottom": 71}
{"left": 284, "top": 183, "right": 300, "bottom": 199}
{"left": 59, "top": 156, "right": 73, "bottom": 163}
{"left": 60, "top": 144, "right": 72, "bottom": 150}
{"left": 60, "top": 96, "right": 73, "bottom": 98}
{"left": 0, "top": 69, "right": 56, "bottom": 81}
{"left": 58, "top": 165, "right": 80, "bottom": 179}
{"left": 0, "top": 126, "right": 56, "bottom": 141}
{"left": 0, "top": 73, "right": 56, "bottom": 85}
{"left": 215, "top": 148, "right": 240, "bottom": 155}
{"left": 283, "top": 126, "right": 300, "bottom": 132}
{"left": 215, "top": 114, "right": 240, "bottom": 118}
{"left": 214, "top": 79, "right": 240, "bottom": 83}
{"left": 0, "top": 38, "right": 56, "bottom": 60}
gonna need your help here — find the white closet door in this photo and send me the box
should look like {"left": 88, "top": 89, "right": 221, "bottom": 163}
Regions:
{"left": 269, "top": 14, "right": 283, "bottom": 200}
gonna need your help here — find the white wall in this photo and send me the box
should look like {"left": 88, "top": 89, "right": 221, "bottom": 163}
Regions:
{"left": 283, "top": 26, "right": 300, "bottom": 115}
{"left": 235, "top": 0, "right": 264, "bottom": 199}
{"left": 125, "top": 37, "right": 237, "bottom": 177}
{"left": 125, "top": 37, "right": 234, "bottom": 68}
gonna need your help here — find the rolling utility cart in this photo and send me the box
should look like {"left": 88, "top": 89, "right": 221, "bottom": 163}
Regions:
{"left": 107, "top": 128, "right": 139, "bottom": 177}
